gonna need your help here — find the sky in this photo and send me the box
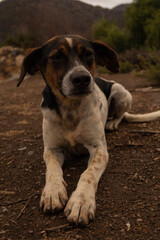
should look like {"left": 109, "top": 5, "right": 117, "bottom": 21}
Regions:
{"left": 0, "top": 0, "right": 134, "bottom": 9}
{"left": 77, "top": 0, "right": 133, "bottom": 9}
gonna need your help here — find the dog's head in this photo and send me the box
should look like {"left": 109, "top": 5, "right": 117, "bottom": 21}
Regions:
{"left": 17, "top": 35, "right": 119, "bottom": 98}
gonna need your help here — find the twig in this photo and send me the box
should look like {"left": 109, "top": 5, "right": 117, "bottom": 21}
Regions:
{"left": 0, "top": 198, "right": 28, "bottom": 206}
{"left": 0, "top": 192, "right": 39, "bottom": 206}
{"left": 0, "top": 190, "right": 15, "bottom": 195}
{"left": 0, "top": 155, "right": 6, "bottom": 161}
{"left": 135, "top": 87, "right": 160, "bottom": 92}
{"left": 115, "top": 143, "right": 143, "bottom": 147}
{"left": 41, "top": 223, "right": 70, "bottom": 234}
{"left": 16, "top": 194, "right": 33, "bottom": 220}
{"left": 129, "top": 130, "right": 160, "bottom": 134}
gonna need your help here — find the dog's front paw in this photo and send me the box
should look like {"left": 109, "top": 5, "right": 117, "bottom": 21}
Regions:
{"left": 64, "top": 189, "right": 96, "bottom": 225}
{"left": 40, "top": 180, "right": 68, "bottom": 213}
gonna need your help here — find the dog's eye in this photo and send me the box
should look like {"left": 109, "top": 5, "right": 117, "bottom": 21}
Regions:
{"left": 84, "top": 50, "right": 94, "bottom": 61}
{"left": 51, "top": 51, "right": 64, "bottom": 62}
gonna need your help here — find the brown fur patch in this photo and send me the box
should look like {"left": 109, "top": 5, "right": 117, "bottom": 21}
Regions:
{"left": 87, "top": 179, "right": 91, "bottom": 184}
{"left": 49, "top": 45, "right": 68, "bottom": 58}
{"left": 97, "top": 157, "right": 102, "bottom": 163}
{"left": 94, "top": 166, "right": 100, "bottom": 171}
{"left": 45, "top": 61, "right": 65, "bottom": 102}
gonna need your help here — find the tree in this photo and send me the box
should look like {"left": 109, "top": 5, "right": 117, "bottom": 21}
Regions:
{"left": 145, "top": 10, "right": 160, "bottom": 49}
{"left": 126, "top": 0, "right": 160, "bottom": 48}
{"left": 93, "top": 19, "right": 129, "bottom": 52}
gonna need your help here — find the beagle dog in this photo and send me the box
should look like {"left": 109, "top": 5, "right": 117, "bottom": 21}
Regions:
{"left": 17, "top": 35, "right": 160, "bottom": 225}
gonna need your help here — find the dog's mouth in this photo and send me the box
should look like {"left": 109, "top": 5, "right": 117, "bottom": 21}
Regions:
{"left": 68, "top": 90, "right": 92, "bottom": 98}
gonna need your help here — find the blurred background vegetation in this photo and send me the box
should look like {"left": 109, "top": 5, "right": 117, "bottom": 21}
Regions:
{"left": 93, "top": 0, "right": 160, "bottom": 51}
{"left": 0, "top": 0, "right": 160, "bottom": 85}
{"left": 93, "top": 0, "right": 160, "bottom": 85}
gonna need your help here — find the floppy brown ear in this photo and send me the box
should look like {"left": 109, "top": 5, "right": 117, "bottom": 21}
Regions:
{"left": 92, "top": 41, "right": 119, "bottom": 73}
{"left": 17, "top": 47, "right": 41, "bottom": 87}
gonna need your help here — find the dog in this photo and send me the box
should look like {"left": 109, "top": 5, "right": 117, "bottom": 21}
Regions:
{"left": 17, "top": 35, "right": 160, "bottom": 225}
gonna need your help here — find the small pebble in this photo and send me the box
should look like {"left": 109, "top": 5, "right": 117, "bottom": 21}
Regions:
{"left": 18, "top": 147, "right": 26, "bottom": 151}
{"left": 28, "top": 151, "right": 34, "bottom": 155}
{"left": 2, "top": 207, "right": 8, "bottom": 213}
{"left": 126, "top": 222, "right": 131, "bottom": 231}
{"left": 137, "top": 218, "right": 143, "bottom": 222}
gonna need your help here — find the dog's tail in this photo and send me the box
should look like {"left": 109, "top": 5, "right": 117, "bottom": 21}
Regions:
{"left": 124, "top": 110, "right": 160, "bottom": 122}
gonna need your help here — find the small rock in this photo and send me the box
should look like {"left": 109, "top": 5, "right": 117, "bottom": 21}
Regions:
{"left": 28, "top": 151, "right": 34, "bottom": 156}
{"left": 137, "top": 218, "right": 143, "bottom": 222}
{"left": 28, "top": 230, "right": 33, "bottom": 234}
{"left": 2, "top": 207, "right": 8, "bottom": 213}
{"left": 15, "top": 55, "right": 24, "bottom": 68}
{"left": 18, "top": 147, "right": 26, "bottom": 151}
{"left": 113, "top": 214, "right": 119, "bottom": 218}
{"left": 126, "top": 222, "right": 131, "bottom": 231}
{"left": 75, "top": 234, "right": 82, "bottom": 239}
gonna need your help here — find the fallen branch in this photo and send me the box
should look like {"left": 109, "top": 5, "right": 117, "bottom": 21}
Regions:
{"left": 129, "top": 130, "right": 160, "bottom": 134}
{"left": 0, "top": 192, "right": 39, "bottom": 206}
{"left": 0, "top": 198, "right": 28, "bottom": 206}
{"left": 0, "top": 190, "right": 15, "bottom": 195}
{"left": 41, "top": 223, "right": 70, "bottom": 234}
{"left": 115, "top": 143, "right": 143, "bottom": 147}
{"left": 135, "top": 87, "right": 160, "bottom": 92}
{"left": 0, "top": 155, "right": 6, "bottom": 161}
{"left": 16, "top": 195, "right": 32, "bottom": 220}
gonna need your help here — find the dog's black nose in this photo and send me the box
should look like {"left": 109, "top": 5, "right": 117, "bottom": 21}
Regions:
{"left": 70, "top": 71, "right": 91, "bottom": 88}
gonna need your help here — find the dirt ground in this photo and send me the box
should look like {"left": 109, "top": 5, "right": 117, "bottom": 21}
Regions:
{"left": 0, "top": 72, "right": 160, "bottom": 240}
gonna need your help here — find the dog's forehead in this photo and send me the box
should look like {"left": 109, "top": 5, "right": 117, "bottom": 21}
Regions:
{"left": 44, "top": 35, "right": 92, "bottom": 53}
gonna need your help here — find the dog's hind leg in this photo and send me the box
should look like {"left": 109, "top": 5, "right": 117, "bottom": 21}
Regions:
{"left": 106, "top": 83, "right": 132, "bottom": 130}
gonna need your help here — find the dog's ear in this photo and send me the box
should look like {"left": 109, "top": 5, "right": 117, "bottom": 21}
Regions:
{"left": 17, "top": 47, "right": 41, "bottom": 87}
{"left": 92, "top": 41, "right": 119, "bottom": 73}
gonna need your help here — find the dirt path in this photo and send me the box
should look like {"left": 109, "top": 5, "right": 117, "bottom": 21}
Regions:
{"left": 0, "top": 73, "right": 160, "bottom": 240}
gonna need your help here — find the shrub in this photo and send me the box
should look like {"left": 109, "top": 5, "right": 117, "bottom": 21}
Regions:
{"left": 136, "top": 52, "right": 160, "bottom": 85}
{"left": 145, "top": 10, "right": 160, "bottom": 49}
{"left": 126, "top": 0, "right": 160, "bottom": 49}
{"left": 146, "top": 64, "right": 160, "bottom": 86}
{"left": 119, "top": 61, "right": 133, "bottom": 73}
{"left": 1, "top": 34, "right": 40, "bottom": 49}
{"left": 93, "top": 19, "right": 129, "bottom": 53}
{"left": 97, "top": 66, "right": 109, "bottom": 74}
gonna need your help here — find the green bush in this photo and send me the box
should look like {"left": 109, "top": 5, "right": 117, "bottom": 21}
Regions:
{"left": 145, "top": 10, "right": 160, "bottom": 49}
{"left": 136, "top": 52, "right": 160, "bottom": 85}
{"left": 119, "top": 61, "right": 133, "bottom": 73}
{"left": 97, "top": 66, "right": 109, "bottom": 74}
{"left": 147, "top": 64, "right": 160, "bottom": 85}
{"left": 126, "top": 0, "right": 160, "bottom": 49}
{"left": 2, "top": 34, "right": 40, "bottom": 49}
{"left": 93, "top": 19, "right": 129, "bottom": 53}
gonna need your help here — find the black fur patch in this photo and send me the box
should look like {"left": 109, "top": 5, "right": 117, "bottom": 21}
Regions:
{"left": 94, "top": 77, "right": 114, "bottom": 100}
{"left": 41, "top": 85, "right": 60, "bottom": 116}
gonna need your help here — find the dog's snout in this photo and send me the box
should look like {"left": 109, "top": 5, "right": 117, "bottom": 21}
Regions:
{"left": 71, "top": 72, "right": 91, "bottom": 88}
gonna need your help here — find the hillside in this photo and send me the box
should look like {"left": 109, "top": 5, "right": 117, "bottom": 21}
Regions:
{"left": 0, "top": 0, "right": 129, "bottom": 45}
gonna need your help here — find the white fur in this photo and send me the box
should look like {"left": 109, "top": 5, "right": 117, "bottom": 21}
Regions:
{"left": 65, "top": 37, "right": 73, "bottom": 48}
{"left": 124, "top": 111, "right": 160, "bottom": 122}
{"left": 41, "top": 83, "right": 108, "bottom": 224}
{"left": 106, "top": 83, "right": 132, "bottom": 130}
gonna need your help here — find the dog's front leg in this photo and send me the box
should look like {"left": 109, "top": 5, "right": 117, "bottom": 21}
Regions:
{"left": 64, "top": 145, "right": 108, "bottom": 225}
{"left": 40, "top": 148, "right": 68, "bottom": 212}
